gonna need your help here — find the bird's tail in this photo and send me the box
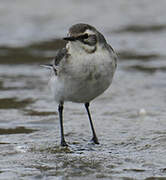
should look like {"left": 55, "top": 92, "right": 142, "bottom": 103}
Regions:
{"left": 40, "top": 64, "right": 57, "bottom": 75}
{"left": 40, "top": 64, "right": 53, "bottom": 69}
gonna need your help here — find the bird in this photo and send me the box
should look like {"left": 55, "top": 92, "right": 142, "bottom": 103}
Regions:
{"left": 42, "top": 23, "right": 117, "bottom": 146}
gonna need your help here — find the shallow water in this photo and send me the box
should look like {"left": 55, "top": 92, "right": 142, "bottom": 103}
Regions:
{"left": 0, "top": 0, "right": 166, "bottom": 179}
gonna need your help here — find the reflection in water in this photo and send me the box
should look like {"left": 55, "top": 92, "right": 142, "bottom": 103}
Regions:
{"left": 24, "top": 109, "right": 57, "bottom": 116}
{"left": 118, "top": 51, "right": 161, "bottom": 60}
{"left": 114, "top": 24, "right": 166, "bottom": 33}
{"left": 0, "top": 39, "right": 65, "bottom": 64}
{"left": 0, "top": 126, "right": 38, "bottom": 135}
{"left": 126, "top": 65, "right": 166, "bottom": 73}
{"left": 0, "top": 98, "right": 34, "bottom": 109}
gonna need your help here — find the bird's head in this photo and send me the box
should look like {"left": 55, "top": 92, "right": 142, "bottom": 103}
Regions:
{"left": 63, "top": 23, "right": 106, "bottom": 54}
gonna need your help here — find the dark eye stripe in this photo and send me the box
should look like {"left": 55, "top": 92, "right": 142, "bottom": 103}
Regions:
{"left": 83, "top": 35, "right": 97, "bottom": 46}
{"left": 77, "top": 34, "right": 89, "bottom": 40}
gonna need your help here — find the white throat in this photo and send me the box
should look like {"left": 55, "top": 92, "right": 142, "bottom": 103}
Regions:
{"left": 66, "top": 41, "right": 96, "bottom": 54}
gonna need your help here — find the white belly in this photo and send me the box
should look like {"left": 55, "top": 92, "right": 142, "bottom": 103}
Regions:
{"left": 50, "top": 48, "right": 116, "bottom": 103}
{"left": 50, "top": 62, "right": 114, "bottom": 103}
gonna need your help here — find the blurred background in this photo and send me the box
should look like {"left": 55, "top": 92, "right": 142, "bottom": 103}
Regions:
{"left": 0, "top": 0, "right": 166, "bottom": 179}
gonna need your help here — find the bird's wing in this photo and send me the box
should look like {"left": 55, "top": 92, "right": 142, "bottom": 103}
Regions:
{"left": 107, "top": 44, "right": 118, "bottom": 70}
{"left": 41, "top": 48, "right": 68, "bottom": 75}
{"left": 53, "top": 48, "right": 68, "bottom": 66}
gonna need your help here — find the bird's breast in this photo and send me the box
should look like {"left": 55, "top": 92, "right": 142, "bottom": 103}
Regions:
{"left": 53, "top": 49, "right": 115, "bottom": 102}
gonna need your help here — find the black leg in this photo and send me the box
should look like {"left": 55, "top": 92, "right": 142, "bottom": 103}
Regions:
{"left": 85, "top": 102, "right": 99, "bottom": 144}
{"left": 58, "top": 102, "right": 68, "bottom": 146}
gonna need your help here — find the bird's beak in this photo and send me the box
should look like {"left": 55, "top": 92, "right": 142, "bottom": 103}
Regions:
{"left": 63, "top": 36, "right": 77, "bottom": 41}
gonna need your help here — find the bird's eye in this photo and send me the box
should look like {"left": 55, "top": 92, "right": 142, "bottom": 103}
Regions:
{"left": 77, "top": 34, "right": 97, "bottom": 46}
{"left": 83, "top": 33, "right": 89, "bottom": 39}
{"left": 78, "top": 34, "right": 89, "bottom": 40}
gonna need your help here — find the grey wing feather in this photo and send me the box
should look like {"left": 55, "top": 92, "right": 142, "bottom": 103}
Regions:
{"left": 40, "top": 48, "right": 67, "bottom": 75}
{"left": 53, "top": 48, "right": 68, "bottom": 66}
{"left": 50, "top": 48, "right": 68, "bottom": 75}
{"left": 107, "top": 44, "right": 118, "bottom": 70}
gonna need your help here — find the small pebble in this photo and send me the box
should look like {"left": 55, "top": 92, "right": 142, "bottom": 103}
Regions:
{"left": 139, "top": 108, "right": 147, "bottom": 116}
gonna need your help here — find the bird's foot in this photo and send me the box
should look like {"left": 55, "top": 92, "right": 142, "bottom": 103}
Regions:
{"left": 91, "top": 136, "right": 99, "bottom": 144}
{"left": 61, "top": 140, "right": 68, "bottom": 147}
